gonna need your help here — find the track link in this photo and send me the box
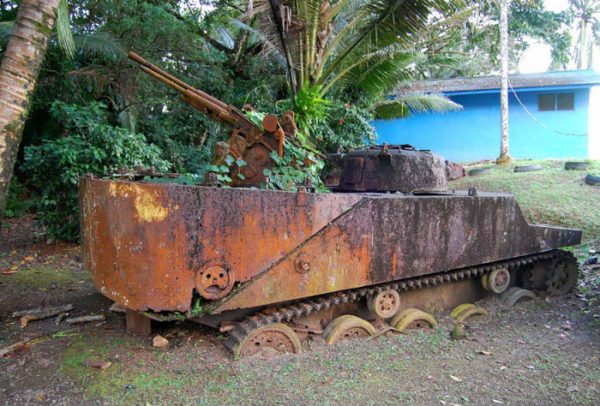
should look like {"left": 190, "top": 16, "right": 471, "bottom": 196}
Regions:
{"left": 225, "top": 250, "right": 572, "bottom": 353}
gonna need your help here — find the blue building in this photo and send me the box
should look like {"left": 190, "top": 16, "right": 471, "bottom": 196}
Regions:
{"left": 373, "top": 70, "right": 600, "bottom": 162}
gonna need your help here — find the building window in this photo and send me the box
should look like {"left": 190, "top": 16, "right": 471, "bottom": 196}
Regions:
{"left": 538, "top": 93, "right": 575, "bottom": 111}
{"left": 557, "top": 93, "right": 574, "bottom": 110}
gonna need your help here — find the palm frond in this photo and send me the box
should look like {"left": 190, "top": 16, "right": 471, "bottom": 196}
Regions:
{"left": 56, "top": 0, "right": 75, "bottom": 59}
{"left": 0, "top": 21, "right": 13, "bottom": 40}
{"left": 372, "top": 94, "right": 462, "bottom": 120}
{"left": 320, "top": 0, "right": 464, "bottom": 86}
{"left": 242, "top": 0, "right": 301, "bottom": 95}
{"left": 73, "top": 32, "right": 126, "bottom": 60}
{"left": 231, "top": 19, "right": 287, "bottom": 66}
{"left": 328, "top": 48, "right": 421, "bottom": 96}
{"left": 215, "top": 27, "right": 235, "bottom": 49}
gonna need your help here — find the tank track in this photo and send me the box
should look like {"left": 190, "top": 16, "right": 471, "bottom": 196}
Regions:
{"left": 225, "top": 249, "right": 572, "bottom": 353}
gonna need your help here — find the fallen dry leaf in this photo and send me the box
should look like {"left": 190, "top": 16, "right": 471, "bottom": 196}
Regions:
{"left": 152, "top": 335, "right": 169, "bottom": 348}
{"left": 19, "top": 315, "right": 34, "bottom": 328}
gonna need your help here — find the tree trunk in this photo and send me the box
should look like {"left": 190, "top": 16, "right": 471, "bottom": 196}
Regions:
{"left": 497, "top": 0, "right": 512, "bottom": 165}
{"left": 0, "top": 0, "right": 61, "bottom": 225}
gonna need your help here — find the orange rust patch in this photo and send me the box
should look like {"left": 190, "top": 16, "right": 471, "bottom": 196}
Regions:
{"left": 109, "top": 182, "right": 174, "bottom": 222}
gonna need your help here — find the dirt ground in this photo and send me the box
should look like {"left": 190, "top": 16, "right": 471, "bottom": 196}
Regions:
{"left": 1, "top": 216, "right": 599, "bottom": 405}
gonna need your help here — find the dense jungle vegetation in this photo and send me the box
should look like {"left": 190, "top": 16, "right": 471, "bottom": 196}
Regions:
{"left": 0, "top": 0, "right": 586, "bottom": 240}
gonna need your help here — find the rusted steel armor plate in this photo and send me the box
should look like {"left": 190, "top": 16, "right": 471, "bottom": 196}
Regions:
{"left": 80, "top": 178, "right": 581, "bottom": 315}
{"left": 329, "top": 145, "right": 449, "bottom": 192}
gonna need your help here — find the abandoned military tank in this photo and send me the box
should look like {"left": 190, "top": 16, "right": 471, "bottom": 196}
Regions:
{"left": 79, "top": 53, "right": 582, "bottom": 358}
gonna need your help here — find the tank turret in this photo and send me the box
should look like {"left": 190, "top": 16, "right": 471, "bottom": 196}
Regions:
{"left": 327, "top": 144, "right": 448, "bottom": 193}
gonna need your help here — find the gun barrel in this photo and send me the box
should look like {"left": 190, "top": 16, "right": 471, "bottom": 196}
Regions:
{"left": 129, "top": 52, "right": 260, "bottom": 130}
{"left": 129, "top": 52, "right": 229, "bottom": 111}
{"left": 139, "top": 66, "right": 236, "bottom": 126}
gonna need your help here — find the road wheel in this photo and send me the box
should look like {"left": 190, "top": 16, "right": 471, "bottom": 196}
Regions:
{"left": 502, "top": 287, "right": 537, "bottom": 307}
{"left": 230, "top": 323, "right": 302, "bottom": 358}
{"left": 450, "top": 303, "right": 488, "bottom": 322}
{"left": 322, "top": 315, "right": 376, "bottom": 345}
{"left": 487, "top": 268, "right": 511, "bottom": 294}
{"left": 367, "top": 289, "right": 401, "bottom": 319}
{"left": 391, "top": 308, "right": 437, "bottom": 332}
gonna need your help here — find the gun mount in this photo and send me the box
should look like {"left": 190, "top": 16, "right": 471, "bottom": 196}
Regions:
{"left": 128, "top": 52, "right": 298, "bottom": 187}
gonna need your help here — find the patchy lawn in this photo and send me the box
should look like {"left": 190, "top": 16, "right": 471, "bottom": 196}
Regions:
{"left": 452, "top": 159, "right": 600, "bottom": 247}
{"left": 1, "top": 160, "right": 599, "bottom": 404}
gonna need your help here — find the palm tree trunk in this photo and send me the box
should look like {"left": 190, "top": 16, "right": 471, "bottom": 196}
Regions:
{"left": 497, "top": 0, "right": 512, "bottom": 165}
{"left": 0, "top": 0, "right": 61, "bottom": 224}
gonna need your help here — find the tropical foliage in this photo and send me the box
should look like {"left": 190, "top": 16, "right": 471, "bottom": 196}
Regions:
{"left": 24, "top": 102, "right": 169, "bottom": 241}
{"left": 242, "top": 0, "right": 464, "bottom": 132}
{"left": 0, "top": 0, "right": 589, "bottom": 240}
{"left": 570, "top": 0, "right": 600, "bottom": 69}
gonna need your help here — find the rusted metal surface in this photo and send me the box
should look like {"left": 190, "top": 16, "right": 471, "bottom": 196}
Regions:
{"left": 223, "top": 251, "right": 570, "bottom": 353}
{"left": 80, "top": 177, "right": 581, "bottom": 316}
{"left": 212, "top": 191, "right": 581, "bottom": 312}
{"left": 446, "top": 161, "right": 466, "bottom": 181}
{"left": 125, "top": 309, "right": 151, "bottom": 337}
{"left": 330, "top": 145, "right": 449, "bottom": 192}
{"left": 80, "top": 177, "right": 362, "bottom": 312}
{"left": 128, "top": 52, "right": 297, "bottom": 187}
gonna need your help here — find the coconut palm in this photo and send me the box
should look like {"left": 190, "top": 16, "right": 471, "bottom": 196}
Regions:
{"left": 570, "top": 0, "right": 600, "bottom": 69}
{"left": 0, "top": 0, "right": 77, "bottom": 223}
{"left": 240, "top": 0, "right": 464, "bottom": 127}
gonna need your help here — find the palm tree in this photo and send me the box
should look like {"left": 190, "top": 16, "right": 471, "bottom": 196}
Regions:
{"left": 0, "top": 0, "right": 73, "bottom": 223}
{"left": 570, "top": 0, "right": 600, "bottom": 69}
{"left": 498, "top": 0, "right": 512, "bottom": 165}
{"left": 241, "top": 0, "right": 464, "bottom": 130}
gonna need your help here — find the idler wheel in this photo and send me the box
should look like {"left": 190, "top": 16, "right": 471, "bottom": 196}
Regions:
{"left": 390, "top": 309, "right": 437, "bottom": 332}
{"left": 450, "top": 303, "right": 488, "bottom": 322}
{"left": 323, "top": 315, "right": 376, "bottom": 345}
{"left": 234, "top": 323, "right": 302, "bottom": 358}
{"left": 546, "top": 256, "right": 578, "bottom": 296}
{"left": 367, "top": 289, "right": 401, "bottom": 319}
{"left": 195, "top": 263, "right": 235, "bottom": 300}
{"left": 485, "top": 268, "right": 510, "bottom": 294}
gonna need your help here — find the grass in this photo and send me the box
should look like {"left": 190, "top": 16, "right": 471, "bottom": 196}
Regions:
{"left": 60, "top": 335, "right": 187, "bottom": 401}
{"left": 0, "top": 265, "right": 89, "bottom": 290}
{"left": 57, "top": 314, "right": 600, "bottom": 405}
{"left": 451, "top": 159, "right": 600, "bottom": 246}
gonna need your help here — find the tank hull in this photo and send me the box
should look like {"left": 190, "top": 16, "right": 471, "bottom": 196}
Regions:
{"left": 79, "top": 178, "right": 581, "bottom": 315}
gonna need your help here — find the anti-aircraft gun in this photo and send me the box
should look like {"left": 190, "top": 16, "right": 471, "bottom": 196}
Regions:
{"left": 128, "top": 52, "right": 298, "bottom": 187}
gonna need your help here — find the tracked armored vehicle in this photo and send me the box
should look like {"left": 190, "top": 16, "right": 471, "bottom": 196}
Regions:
{"left": 80, "top": 54, "right": 581, "bottom": 358}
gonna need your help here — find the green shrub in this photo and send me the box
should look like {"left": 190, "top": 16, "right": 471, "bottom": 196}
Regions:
{"left": 4, "top": 177, "right": 35, "bottom": 219}
{"left": 313, "top": 102, "right": 377, "bottom": 153}
{"left": 263, "top": 144, "right": 327, "bottom": 192}
{"left": 24, "top": 102, "right": 170, "bottom": 241}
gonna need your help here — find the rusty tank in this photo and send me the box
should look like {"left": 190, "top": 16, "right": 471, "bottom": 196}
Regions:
{"left": 79, "top": 54, "right": 582, "bottom": 358}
